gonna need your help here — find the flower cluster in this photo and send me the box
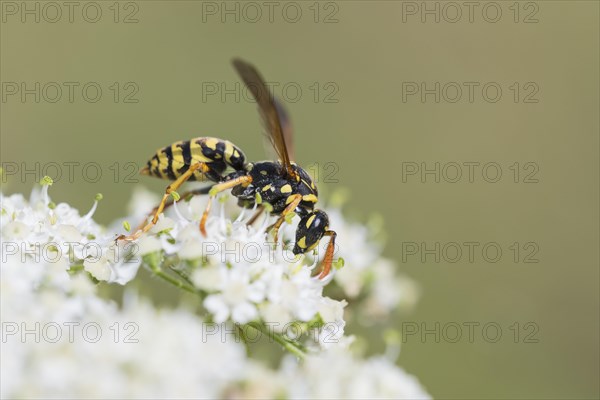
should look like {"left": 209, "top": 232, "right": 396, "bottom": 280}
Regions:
{"left": 115, "top": 189, "right": 346, "bottom": 349}
{"left": 0, "top": 181, "right": 430, "bottom": 398}
{"left": 1, "top": 179, "right": 139, "bottom": 285}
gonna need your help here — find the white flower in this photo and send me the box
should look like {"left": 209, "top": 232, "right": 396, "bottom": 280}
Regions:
{"left": 83, "top": 241, "right": 140, "bottom": 284}
{"left": 83, "top": 256, "right": 112, "bottom": 281}
{"left": 204, "top": 264, "right": 265, "bottom": 323}
{"left": 279, "top": 345, "right": 431, "bottom": 400}
{"left": 315, "top": 297, "right": 347, "bottom": 348}
{"left": 1, "top": 185, "right": 141, "bottom": 285}
{"left": 191, "top": 264, "right": 223, "bottom": 291}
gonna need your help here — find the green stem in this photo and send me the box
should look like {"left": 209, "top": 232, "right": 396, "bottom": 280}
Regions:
{"left": 248, "top": 322, "right": 306, "bottom": 360}
{"left": 67, "top": 264, "right": 84, "bottom": 274}
{"left": 143, "top": 254, "right": 306, "bottom": 359}
{"left": 168, "top": 264, "right": 194, "bottom": 286}
{"left": 150, "top": 267, "right": 199, "bottom": 296}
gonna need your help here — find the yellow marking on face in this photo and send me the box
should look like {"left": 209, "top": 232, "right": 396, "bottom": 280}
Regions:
{"left": 301, "top": 178, "right": 317, "bottom": 192}
{"left": 306, "top": 241, "right": 319, "bottom": 252}
{"left": 281, "top": 184, "right": 292, "bottom": 193}
{"left": 285, "top": 195, "right": 296, "bottom": 205}
{"left": 297, "top": 236, "right": 307, "bottom": 249}
{"left": 305, "top": 214, "right": 316, "bottom": 228}
{"left": 262, "top": 184, "right": 272, "bottom": 192}
{"left": 204, "top": 138, "right": 218, "bottom": 150}
{"left": 302, "top": 194, "right": 318, "bottom": 203}
{"left": 260, "top": 170, "right": 268, "bottom": 176}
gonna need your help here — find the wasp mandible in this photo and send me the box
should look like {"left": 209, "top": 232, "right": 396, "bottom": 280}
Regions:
{"left": 118, "top": 59, "right": 337, "bottom": 279}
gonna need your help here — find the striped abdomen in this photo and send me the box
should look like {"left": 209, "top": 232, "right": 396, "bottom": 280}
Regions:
{"left": 143, "top": 137, "right": 247, "bottom": 181}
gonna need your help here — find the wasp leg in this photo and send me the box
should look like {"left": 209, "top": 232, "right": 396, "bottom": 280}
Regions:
{"left": 317, "top": 230, "right": 337, "bottom": 280}
{"left": 132, "top": 186, "right": 212, "bottom": 233}
{"left": 118, "top": 163, "right": 212, "bottom": 242}
{"left": 246, "top": 205, "right": 265, "bottom": 227}
{"left": 200, "top": 175, "right": 253, "bottom": 236}
{"left": 267, "top": 194, "right": 302, "bottom": 244}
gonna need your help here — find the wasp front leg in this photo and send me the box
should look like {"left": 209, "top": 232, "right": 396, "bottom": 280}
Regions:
{"left": 118, "top": 162, "right": 214, "bottom": 242}
{"left": 317, "top": 230, "right": 337, "bottom": 279}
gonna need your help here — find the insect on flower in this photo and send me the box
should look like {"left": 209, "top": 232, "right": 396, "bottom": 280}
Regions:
{"left": 118, "top": 58, "right": 337, "bottom": 279}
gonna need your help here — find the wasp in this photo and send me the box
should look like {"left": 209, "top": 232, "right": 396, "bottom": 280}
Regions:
{"left": 118, "top": 59, "right": 337, "bottom": 279}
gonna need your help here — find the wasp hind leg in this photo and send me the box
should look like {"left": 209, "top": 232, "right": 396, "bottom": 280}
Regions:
{"left": 118, "top": 162, "right": 215, "bottom": 242}
{"left": 131, "top": 186, "right": 213, "bottom": 234}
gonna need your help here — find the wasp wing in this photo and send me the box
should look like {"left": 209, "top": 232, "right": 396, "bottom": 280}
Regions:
{"left": 232, "top": 58, "right": 296, "bottom": 179}
{"left": 263, "top": 97, "right": 295, "bottom": 162}
{"left": 274, "top": 97, "right": 295, "bottom": 161}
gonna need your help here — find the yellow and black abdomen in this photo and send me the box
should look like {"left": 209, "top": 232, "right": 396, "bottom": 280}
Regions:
{"left": 143, "top": 137, "right": 247, "bottom": 181}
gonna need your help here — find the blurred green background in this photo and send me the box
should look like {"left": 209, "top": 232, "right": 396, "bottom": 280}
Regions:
{"left": 1, "top": 1, "right": 598, "bottom": 398}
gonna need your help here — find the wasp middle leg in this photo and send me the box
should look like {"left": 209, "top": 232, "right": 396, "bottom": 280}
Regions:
{"left": 266, "top": 194, "right": 303, "bottom": 244}
{"left": 199, "top": 175, "right": 253, "bottom": 236}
